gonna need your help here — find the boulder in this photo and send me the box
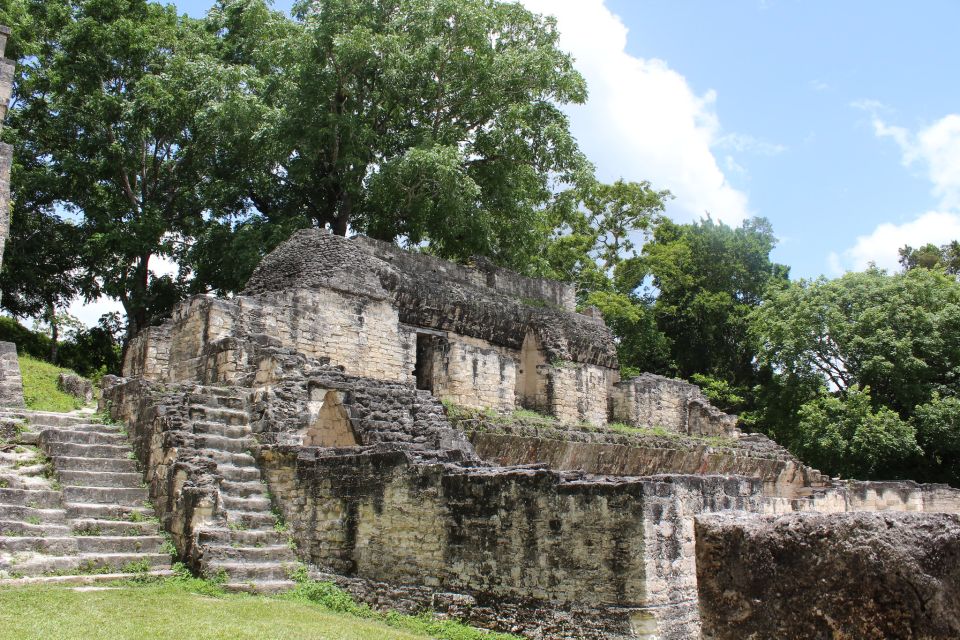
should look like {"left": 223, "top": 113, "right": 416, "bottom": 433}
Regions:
{"left": 57, "top": 373, "right": 93, "bottom": 403}
{"left": 695, "top": 511, "right": 960, "bottom": 640}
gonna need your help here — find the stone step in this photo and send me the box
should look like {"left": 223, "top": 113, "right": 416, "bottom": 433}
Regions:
{"left": 75, "top": 535, "right": 165, "bottom": 554}
{"left": 218, "top": 464, "right": 262, "bottom": 482}
{"left": 62, "top": 486, "right": 147, "bottom": 506}
{"left": 41, "top": 430, "right": 127, "bottom": 445}
{"left": 0, "top": 554, "right": 80, "bottom": 577}
{"left": 221, "top": 495, "right": 271, "bottom": 512}
{"left": 192, "top": 421, "right": 250, "bottom": 439}
{"left": 194, "top": 434, "right": 255, "bottom": 454}
{"left": 0, "top": 505, "right": 66, "bottom": 524}
{"left": 44, "top": 442, "right": 130, "bottom": 459}
{"left": 197, "top": 450, "right": 257, "bottom": 467}
{"left": 188, "top": 392, "right": 247, "bottom": 411}
{"left": 53, "top": 456, "right": 138, "bottom": 473}
{"left": 219, "top": 480, "right": 269, "bottom": 498}
{"left": 198, "top": 527, "right": 287, "bottom": 547}
{"left": 225, "top": 579, "right": 297, "bottom": 594}
{"left": 0, "top": 488, "right": 62, "bottom": 509}
{"left": 58, "top": 471, "right": 143, "bottom": 489}
{"left": 0, "top": 520, "right": 71, "bottom": 537}
{"left": 0, "top": 569, "right": 174, "bottom": 587}
{"left": 0, "top": 411, "right": 94, "bottom": 429}
{"left": 76, "top": 552, "right": 171, "bottom": 572}
{"left": 65, "top": 502, "right": 153, "bottom": 521}
{"left": 0, "top": 536, "right": 79, "bottom": 555}
{"left": 47, "top": 422, "right": 122, "bottom": 433}
{"left": 225, "top": 511, "right": 277, "bottom": 529}
{"left": 71, "top": 519, "right": 159, "bottom": 537}
{"left": 202, "top": 544, "right": 294, "bottom": 563}
{"left": 203, "top": 560, "right": 294, "bottom": 582}
{"left": 189, "top": 406, "right": 249, "bottom": 426}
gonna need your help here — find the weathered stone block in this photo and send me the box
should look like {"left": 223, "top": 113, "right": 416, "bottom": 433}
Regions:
{"left": 57, "top": 373, "right": 93, "bottom": 403}
{"left": 695, "top": 511, "right": 960, "bottom": 640}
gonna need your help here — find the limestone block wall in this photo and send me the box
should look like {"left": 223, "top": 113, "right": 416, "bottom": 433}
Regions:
{"left": 260, "top": 445, "right": 767, "bottom": 640}
{"left": 612, "top": 373, "right": 737, "bottom": 436}
{"left": 548, "top": 362, "right": 615, "bottom": 426}
{"left": 429, "top": 336, "right": 517, "bottom": 412}
{"left": 237, "top": 290, "right": 413, "bottom": 384}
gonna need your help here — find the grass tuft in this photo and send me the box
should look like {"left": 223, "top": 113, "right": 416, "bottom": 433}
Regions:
{"left": 20, "top": 355, "right": 91, "bottom": 412}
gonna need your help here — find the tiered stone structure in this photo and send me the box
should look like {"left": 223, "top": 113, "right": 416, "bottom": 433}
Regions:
{"left": 100, "top": 229, "right": 960, "bottom": 639}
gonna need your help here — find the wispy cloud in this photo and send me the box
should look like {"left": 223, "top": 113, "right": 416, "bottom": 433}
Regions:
{"left": 715, "top": 132, "right": 787, "bottom": 156}
{"left": 831, "top": 102, "right": 960, "bottom": 273}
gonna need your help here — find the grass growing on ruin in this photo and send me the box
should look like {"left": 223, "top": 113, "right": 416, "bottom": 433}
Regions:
{"left": 19, "top": 354, "right": 91, "bottom": 413}
{"left": 0, "top": 568, "right": 522, "bottom": 640}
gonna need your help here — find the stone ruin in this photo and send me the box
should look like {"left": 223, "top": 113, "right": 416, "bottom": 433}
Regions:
{"left": 0, "top": 21, "right": 957, "bottom": 638}
{"left": 93, "top": 229, "right": 960, "bottom": 639}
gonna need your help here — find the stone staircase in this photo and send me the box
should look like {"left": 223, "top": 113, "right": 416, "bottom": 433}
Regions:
{"left": 0, "top": 409, "right": 172, "bottom": 583}
{"left": 187, "top": 386, "right": 298, "bottom": 592}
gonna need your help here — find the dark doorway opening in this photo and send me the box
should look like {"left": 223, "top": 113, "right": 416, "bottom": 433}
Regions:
{"left": 415, "top": 334, "right": 435, "bottom": 392}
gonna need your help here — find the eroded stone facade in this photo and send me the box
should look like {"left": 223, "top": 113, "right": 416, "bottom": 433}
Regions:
{"left": 107, "top": 229, "right": 960, "bottom": 639}
{"left": 0, "top": 26, "right": 20, "bottom": 408}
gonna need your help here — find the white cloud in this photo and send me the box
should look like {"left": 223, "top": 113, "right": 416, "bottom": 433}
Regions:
{"left": 521, "top": 0, "right": 751, "bottom": 224}
{"left": 829, "top": 210, "right": 960, "bottom": 274}
{"left": 833, "top": 104, "right": 960, "bottom": 273}
{"left": 859, "top": 104, "right": 960, "bottom": 210}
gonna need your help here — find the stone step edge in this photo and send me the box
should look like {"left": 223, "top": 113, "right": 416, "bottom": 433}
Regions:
{"left": 0, "top": 569, "right": 173, "bottom": 588}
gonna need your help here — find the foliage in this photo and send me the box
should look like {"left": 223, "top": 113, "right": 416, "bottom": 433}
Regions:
{"left": 198, "top": 0, "right": 590, "bottom": 280}
{"left": 0, "top": 316, "right": 121, "bottom": 377}
{"left": 617, "top": 216, "right": 788, "bottom": 384}
{"left": 4, "top": 0, "right": 258, "bottom": 339}
{"left": 19, "top": 354, "right": 90, "bottom": 412}
{"left": 899, "top": 241, "right": 960, "bottom": 275}
{"left": 794, "top": 386, "right": 921, "bottom": 480}
{"left": 751, "top": 268, "right": 960, "bottom": 415}
{"left": 751, "top": 266, "right": 960, "bottom": 483}
{"left": 911, "top": 394, "right": 960, "bottom": 485}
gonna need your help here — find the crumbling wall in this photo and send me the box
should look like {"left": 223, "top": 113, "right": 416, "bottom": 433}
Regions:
{"left": 0, "top": 341, "right": 24, "bottom": 408}
{"left": 260, "top": 442, "right": 766, "bottom": 640}
{"left": 696, "top": 511, "right": 960, "bottom": 640}
{"left": 611, "top": 373, "right": 737, "bottom": 436}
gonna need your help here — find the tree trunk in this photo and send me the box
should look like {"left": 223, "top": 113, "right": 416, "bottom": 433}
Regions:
{"left": 47, "top": 301, "right": 59, "bottom": 364}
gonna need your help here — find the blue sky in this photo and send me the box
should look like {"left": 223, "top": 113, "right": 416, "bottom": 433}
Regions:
{"left": 69, "top": 0, "right": 960, "bottom": 324}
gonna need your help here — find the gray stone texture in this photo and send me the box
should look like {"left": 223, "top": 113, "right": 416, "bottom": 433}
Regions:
{"left": 57, "top": 373, "right": 93, "bottom": 404}
{"left": 696, "top": 511, "right": 960, "bottom": 640}
{"left": 0, "top": 341, "right": 23, "bottom": 408}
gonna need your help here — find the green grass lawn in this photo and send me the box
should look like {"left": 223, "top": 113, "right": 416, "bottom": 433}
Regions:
{"left": 0, "top": 582, "right": 432, "bottom": 640}
{"left": 0, "top": 575, "right": 519, "bottom": 640}
{"left": 19, "top": 354, "right": 92, "bottom": 413}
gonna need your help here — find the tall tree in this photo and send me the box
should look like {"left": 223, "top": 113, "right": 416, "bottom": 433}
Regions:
{"left": 751, "top": 267, "right": 960, "bottom": 483}
{"left": 899, "top": 241, "right": 960, "bottom": 275}
{"left": 201, "top": 0, "right": 591, "bottom": 276}
{"left": 622, "top": 217, "right": 789, "bottom": 387}
{"left": 5, "top": 0, "right": 256, "bottom": 340}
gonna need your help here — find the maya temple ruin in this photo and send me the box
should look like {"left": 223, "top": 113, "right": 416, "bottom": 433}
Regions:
{"left": 0, "top": 21, "right": 959, "bottom": 640}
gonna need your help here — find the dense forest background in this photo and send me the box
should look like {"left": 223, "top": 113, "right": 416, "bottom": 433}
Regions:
{"left": 1, "top": 0, "right": 958, "bottom": 487}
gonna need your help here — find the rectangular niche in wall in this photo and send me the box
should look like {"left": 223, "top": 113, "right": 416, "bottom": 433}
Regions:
{"left": 515, "top": 330, "right": 548, "bottom": 413}
{"left": 415, "top": 333, "right": 438, "bottom": 392}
